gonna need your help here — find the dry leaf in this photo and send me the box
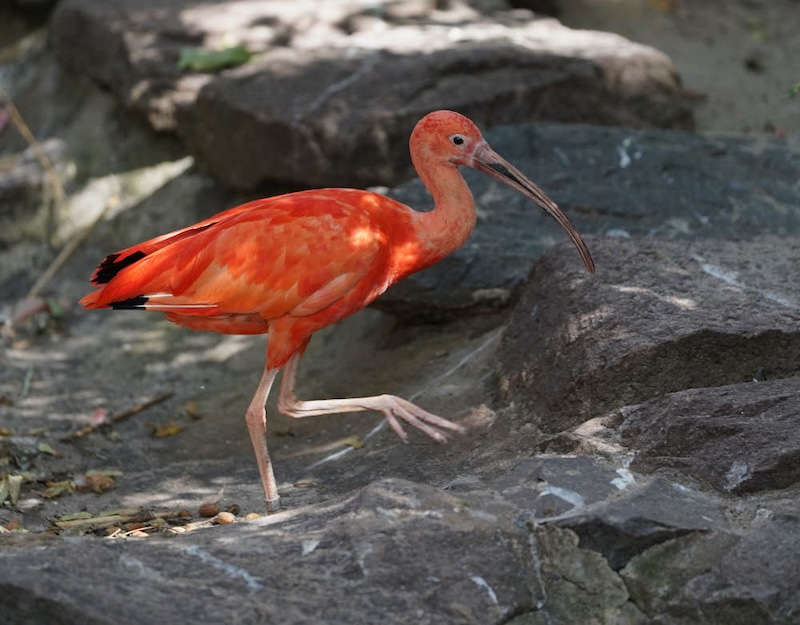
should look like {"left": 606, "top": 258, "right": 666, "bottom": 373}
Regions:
{"left": 342, "top": 436, "right": 364, "bottom": 449}
{"left": 0, "top": 426, "right": 12, "bottom": 436}
{"left": 82, "top": 473, "right": 116, "bottom": 493}
{"left": 183, "top": 400, "right": 203, "bottom": 419}
{"left": 57, "top": 511, "right": 93, "bottom": 522}
{"left": 7, "top": 474, "right": 22, "bottom": 505}
{"left": 90, "top": 407, "right": 109, "bottom": 426}
{"left": 198, "top": 502, "right": 219, "bottom": 517}
{"left": 37, "top": 442, "right": 58, "bottom": 456}
{"left": 152, "top": 422, "right": 184, "bottom": 438}
{"left": 43, "top": 480, "right": 74, "bottom": 498}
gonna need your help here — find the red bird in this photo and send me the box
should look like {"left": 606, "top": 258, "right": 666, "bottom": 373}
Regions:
{"left": 82, "top": 111, "right": 594, "bottom": 512}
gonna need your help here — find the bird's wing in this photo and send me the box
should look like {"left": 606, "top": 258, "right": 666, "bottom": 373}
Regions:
{"left": 83, "top": 191, "right": 400, "bottom": 320}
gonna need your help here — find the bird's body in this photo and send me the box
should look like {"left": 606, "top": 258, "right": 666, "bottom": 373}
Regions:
{"left": 81, "top": 186, "right": 472, "bottom": 368}
{"left": 82, "top": 111, "right": 594, "bottom": 511}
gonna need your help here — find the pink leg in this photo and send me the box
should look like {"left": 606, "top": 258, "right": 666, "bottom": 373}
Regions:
{"left": 276, "top": 352, "right": 465, "bottom": 443}
{"left": 245, "top": 364, "right": 280, "bottom": 512}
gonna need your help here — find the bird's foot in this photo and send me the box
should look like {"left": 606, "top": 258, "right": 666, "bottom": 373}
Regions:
{"left": 374, "top": 395, "right": 466, "bottom": 443}
{"left": 266, "top": 496, "right": 281, "bottom": 513}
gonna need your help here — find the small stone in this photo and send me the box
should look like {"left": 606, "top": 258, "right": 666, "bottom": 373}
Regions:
{"left": 214, "top": 511, "right": 235, "bottom": 525}
{"left": 245, "top": 512, "right": 261, "bottom": 521}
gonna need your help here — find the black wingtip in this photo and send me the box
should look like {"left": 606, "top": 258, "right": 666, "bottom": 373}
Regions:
{"left": 110, "top": 295, "right": 149, "bottom": 310}
{"left": 92, "top": 251, "right": 146, "bottom": 285}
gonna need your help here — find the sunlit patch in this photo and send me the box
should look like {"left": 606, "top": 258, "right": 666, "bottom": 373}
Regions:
{"left": 391, "top": 240, "right": 422, "bottom": 276}
{"left": 359, "top": 193, "right": 381, "bottom": 209}
{"left": 348, "top": 226, "right": 384, "bottom": 249}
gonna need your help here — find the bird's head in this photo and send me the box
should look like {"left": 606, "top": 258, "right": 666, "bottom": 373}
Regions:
{"left": 411, "top": 110, "right": 595, "bottom": 274}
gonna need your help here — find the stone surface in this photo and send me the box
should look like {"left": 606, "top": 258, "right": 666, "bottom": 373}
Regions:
{"left": 3, "top": 6, "right": 800, "bottom": 623}
{"left": 497, "top": 236, "right": 800, "bottom": 432}
{"left": 49, "top": 0, "right": 694, "bottom": 188}
{"left": 618, "top": 377, "right": 800, "bottom": 495}
{"left": 621, "top": 513, "right": 800, "bottom": 625}
{"left": 382, "top": 124, "right": 800, "bottom": 318}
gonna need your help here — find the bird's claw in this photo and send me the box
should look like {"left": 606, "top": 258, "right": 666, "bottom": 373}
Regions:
{"left": 380, "top": 396, "right": 465, "bottom": 444}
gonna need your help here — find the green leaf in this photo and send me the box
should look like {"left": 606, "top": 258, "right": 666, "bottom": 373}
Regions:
{"left": 178, "top": 45, "right": 251, "bottom": 72}
{"left": 789, "top": 82, "right": 800, "bottom": 98}
{"left": 37, "top": 442, "right": 57, "bottom": 456}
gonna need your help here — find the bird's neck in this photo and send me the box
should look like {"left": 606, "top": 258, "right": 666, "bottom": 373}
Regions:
{"left": 410, "top": 163, "right": 477, "bottom": 271}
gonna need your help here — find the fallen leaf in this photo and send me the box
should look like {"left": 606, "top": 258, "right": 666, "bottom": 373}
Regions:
{"left": 90, "top": 407, "right": 109, "bottom": 426}
{"left": 183, "top": 400, "right": 203, "bottom": 419}
{"left": 151, "top": 422, "right": 184, "bottom": 438}
{"left": 342, "top": 436, "right": 364, "bottom": 449}
{"left": 83, "top": 473, "right": 116, "bottom": 493}
{"left": 0, "top": 427, "right": 11, "bottom": 436}
{"left": 7, "top": 474, "right": 22, "bottom": 505}
{"left": 4, "top": 519, "right": 22, "bottom": 531}
{"left": 178, "top": 45, "right": 251, "bottom": 72}
{"left": 127, "top": 529, "right": 149, "bottom": 538}
{"left": 57, "top": 511, "right": 93, "bottom": 522}
{"left": 43, "top": 480, "right": 74, "bottom": 498}
{"left": 46, "top": 298, "right": 65, "bottom": 319}
{"left": 198, "top": 502, "right": 219, "bottom": 517}
{"left": 37, "top": 442, "right": 58, "bottom": 456}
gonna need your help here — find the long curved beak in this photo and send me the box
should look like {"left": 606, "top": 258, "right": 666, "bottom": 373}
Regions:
{"left": 470, "top": 142, "right": 595, "bottom": 274}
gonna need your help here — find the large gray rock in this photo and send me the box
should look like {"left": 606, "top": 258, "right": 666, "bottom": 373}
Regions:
{"left": 621, "top": 514, "right": 800, "bottom": 625}
{"left": 497, "top": 236, "right": 800, "bottom": 432}
{"left": 49, "top": 0, "right": 694, "bottom": 188}
{"left": 618, "top": 377, "right": 800, "bottom": 495}
{"left": 382, "top": 124, "right": 800, "bottom": 318}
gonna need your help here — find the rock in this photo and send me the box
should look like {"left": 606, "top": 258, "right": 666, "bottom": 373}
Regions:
{"left": 381, "top": 124, "right": 800, "bottom": 318}
{"left": 621, "top": 514, "right": 800, "bottom": 624}
{"left": 618, "top": 377, "right": 800, "bottom": 495}
{"left": 0, "top": 479, "right": 537, "bottom": 625}
{"left": 49, "top": 0, "right": 694, "bottom": 189}
{"left": 497, "top": 236, "right": 800, "bottom": 432}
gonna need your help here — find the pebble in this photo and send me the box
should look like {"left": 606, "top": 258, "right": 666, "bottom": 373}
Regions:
{"left": 214, "top": 511, "right": 235, "bottom": 524}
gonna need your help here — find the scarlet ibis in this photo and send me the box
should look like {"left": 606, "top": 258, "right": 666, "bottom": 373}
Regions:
{"left": 82, "top": 110, "right": 594, "bottom": 511}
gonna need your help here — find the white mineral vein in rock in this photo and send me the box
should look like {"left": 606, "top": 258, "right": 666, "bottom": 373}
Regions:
{"left": 611, "top": 468, "right": 635, "bottom": 490}
{"left": 470, "top": 575, "right": 499, "bottom": 605}
{"left": 538, "top": 485, "right": 585, "bottom": 509}
{"left": 181, "top": 545, "right": 263, "bottom": 591}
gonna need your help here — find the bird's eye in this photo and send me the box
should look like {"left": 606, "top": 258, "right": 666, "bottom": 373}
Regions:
{"left": 450, "top": 134, "right": 465, "bottom": 146}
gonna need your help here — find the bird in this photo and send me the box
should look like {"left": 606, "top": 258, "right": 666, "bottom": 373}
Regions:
{"left": 81, "top": 110, "right": 595, "bottom": 512}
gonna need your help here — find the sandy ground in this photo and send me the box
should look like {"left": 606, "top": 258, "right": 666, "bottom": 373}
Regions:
{"left": 556, "top": 0, "right": 800, "bottom": 135}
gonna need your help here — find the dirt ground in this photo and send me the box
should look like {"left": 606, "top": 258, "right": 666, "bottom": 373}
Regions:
{"left": 556, "top": 0, "right": 800, "bottom": 135}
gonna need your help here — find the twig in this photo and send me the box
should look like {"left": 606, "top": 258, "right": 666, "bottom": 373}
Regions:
{"left": 0, "top": 89, "right": 92, "bottom": 301}
{"left": 62, "top": 391, "right": 174, "bottom": 442}
{"left": 0, "top": 93, "right": 65, "bottom": 207}
{"left": 26, "top": 203, "right": 110, "bottom": 298}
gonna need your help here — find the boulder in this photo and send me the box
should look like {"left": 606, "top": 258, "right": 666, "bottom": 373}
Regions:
{"left": 497, "top": 236, "right": 800, "bottom": 432}
{"left": 382, "top": 124, "right": 800, "bottom": 318}
{"left": 618, "top": 377, "right": 800, "bottom": 495}
{"left": 49, "top": 0, "right": 694, "bottom": 188}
